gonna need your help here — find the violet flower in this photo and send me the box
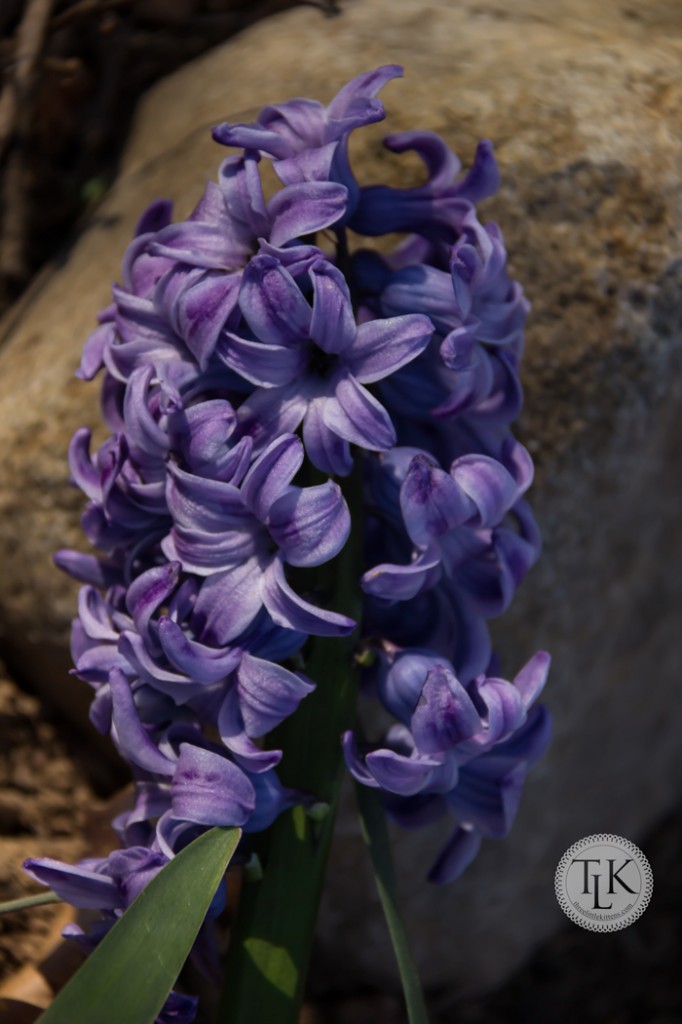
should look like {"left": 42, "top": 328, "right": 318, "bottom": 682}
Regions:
{"left": 27, "top": 65, "right": 550, "bottom": 1023}
{"left": 223, "top": 255, "right": 433, "bottom": 474}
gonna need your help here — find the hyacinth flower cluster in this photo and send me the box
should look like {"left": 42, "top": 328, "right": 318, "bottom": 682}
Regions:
{"left": 24, "top": 66, "right": 550, "bottom": 1021}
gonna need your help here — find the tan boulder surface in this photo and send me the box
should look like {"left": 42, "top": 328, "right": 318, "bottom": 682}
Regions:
{"left": 1, "top": 0, "right": 681, "bottom": 994}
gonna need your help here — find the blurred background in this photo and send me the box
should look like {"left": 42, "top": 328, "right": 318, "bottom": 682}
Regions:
{"left": 0, "top": 1, "right": 681, "bottom": 1021}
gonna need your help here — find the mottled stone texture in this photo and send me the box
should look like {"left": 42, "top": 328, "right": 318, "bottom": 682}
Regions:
{"left": 0, "top": 0, "right": 681, "bottom": 994}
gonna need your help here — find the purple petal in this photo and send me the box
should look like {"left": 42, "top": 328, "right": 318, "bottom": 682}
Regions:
{"left": 213, "top": 120, "right": 295, "bottom": 158}
{"left": 191, "top": 559, "right": 264, "bottom": 646}
{"left": 237, "top": 652, "right": 315, "bottom": 736}
{"left": 491, "top": 705, "right": 552, "bottom": 768}
{"left": 501, "top": 437, "right": 534, "bottom": 494}
{"left": 75, "top": 644, "right": 131, "bottom": 684}
{"left": 165, "top": 461, "right": 248, "bottom": 528}
{"left": 239, "top": 254, "right": 311, "bottom": 346}
{"left": 344, "top": 314, "right": 433, "bottom": 384}
{"left": 217, "top": 689, "right": 283, "bottom": 773}
{"left": 162, "top": 524, "right": 256, "bottom": 576}
{"left": 468, "top": 676, "right": 525, "bottom": 748}
{"left": 427, "top": 826, "right": 482, "bottom": 884}
{"left": 257, "top": 239, "right": 324, "bottom": 275}
{"left": 212, "top": 99, "right": 325, "bottom": 159}
{"left": 68, "top": 428, "right": 101, "bottom": 500}
{"left": 219, "top": 331, "right": 305, "bottom": 387}
{"left": 172, "top": 400, "right": 236, "bottom": 468}
{"left": 382, "top": 130, "right": 461, "bottom": 189}
{"left": 76, "top": 323, "right": 111, "bottom": 381}
{"left": 77, "top": 587, "right": 118, "bottom": 642}
{"left": 380, "top": 264, "right": 457, "bottom": 330}
{"left": 54, "top": 550, "right": 121, "bottom": 588}
{"left": 171, "top": 743, "right": 255, "bottom": 827}
{"left": 124, "top": 366, "right": 168, "bottom": 458}
{"left": 513, "top": 651, "right": 551, "bottom": 708}
{"left": 158, "top": 617, "right": 242, "bottom": 684}
{"left": 342, "top": 731, "right": 381, "bottom": 788}
{"left": 240, "top": 434, "right": 304, "bottom": 521}
{"left": 23, "top": 858, "right": 120, "bottom": 910}
{"left": 156, "top": 267, "right": 240, "bottom": 369}
{"left": 450, "top": 454, "right": 518, "bottom": 527}
{"left": 325, "top": 374, "right": 396, "bottom": 451}
{"left": 493, "top": 525, "right": 539, "bottom": 590}
{"left": 268, "top": 182, "right": 348, "bottom": 245}
{"left": 109, "top": 669, "right": 175, "bottom": 776}
{"left": 134, "top": 198, "right": 173, "bottom": 236}
{"left": 411, "top": 665, "right": 481, "bottom": 755}
{"left": 258, "top": 97, "right": 326, "bottom": 152}
{"left": 400, "top": 454, "right": 471, "bottom": 546}
{"left": 262, "top": 556, "right": 355, "bottom": 636}
{"left": 117, "top": 632, "right": 204, "bottom": 702}
{"left": 125, "top": 563, "right": 181, "bottom": 646}
{"left": 273, "top": 140, "right": 339, "bottom": 187}
{"left": 380, "top": 651, "right": 451, "bottom": 723}
{"left": 361, "top": 545, "right": 441, "bottom": 601}
{"left": 268, "top": 480, "right": 350, "bottom": 567}
{"left": 325, "top": 64, "right": 402, "bottom": 135}
{"left": 163, "top": 464, "right": 255, "bottom": 573}
{"left": 149, "top": 220, "right": 238, "bottom": 270}
{"left": 448, "top": 762, "right": 526, "bottom": 838}
{"left": 236, "top": 382, "right": 309, "bottom": 453}
{"left": 218, "top": 153, "right": 269, "bottom": 239}
{"left": 302, "top": 400, "right": 353, "bottom": 477}
{"left": 309, "top": 261, "right": 356, "bottom": 354}
{"left": 453, "top": 139, "right": 500, "bottom": 203}
{"left": 365, "top": 747, "right": 441, "bottom": 796}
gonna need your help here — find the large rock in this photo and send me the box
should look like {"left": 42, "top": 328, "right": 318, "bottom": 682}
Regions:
{"left": 1, "top": 0, "right": 681, "bottom": 995}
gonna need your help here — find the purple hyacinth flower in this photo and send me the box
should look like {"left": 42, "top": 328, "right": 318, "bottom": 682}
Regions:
{"left": 345, "top": 651, "right": 550, "bottom": 882}
{"left": 222, "top": 255, "right": 433, "bottom": 474}
{"left": 23, "top": 845, "right": 170, "bottom": 912}
{"left": 362, "top": 443, "right": 536, "bottom": 618}
{"left": 163, "top": 433, "right": 355, "bottom": 638}
{"left": 350, "top": 133, "right": 500, "bottom": 241}
{"left": 37, "top": 71, "right": 549, "bottom": 1021}
{"left": 212, "top": 65, "right": 403, "bottom": 212}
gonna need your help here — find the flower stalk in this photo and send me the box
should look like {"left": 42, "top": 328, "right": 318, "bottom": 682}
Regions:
{"left": 219, "top": 463, "right": 363, "bottom": 1023}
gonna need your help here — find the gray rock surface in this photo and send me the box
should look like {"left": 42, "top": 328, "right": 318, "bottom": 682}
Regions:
{"left": 1, "top": 0, "right": 681, "bottom": 995}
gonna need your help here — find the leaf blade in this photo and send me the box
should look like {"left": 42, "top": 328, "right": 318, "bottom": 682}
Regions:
{"left": 355, "top": 783, "right": 430, "bottom": 1024}
{"left": 37, "top": 826, "right": 241, "bottom": 1024}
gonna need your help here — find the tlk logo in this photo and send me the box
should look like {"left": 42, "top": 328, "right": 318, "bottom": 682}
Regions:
{"left": 555, "top": 834, "right": 653, "bottom": 933}
{"left": 569, "top": 855, "right": 639, "bottom": 910}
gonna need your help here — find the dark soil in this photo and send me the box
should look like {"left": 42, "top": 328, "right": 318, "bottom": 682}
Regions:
{"left": 0, "top": 666, "right": 93, "bottom": 983}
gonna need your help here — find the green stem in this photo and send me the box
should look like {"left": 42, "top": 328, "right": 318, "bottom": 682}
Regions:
{"left": 0, "top": 891, "right": 63, "bottom": 915}
{"left": 355, "top": 783, "right": 431, "bottom": 1024}
{"left": 218, "top": 465, "right": 364, "bottom": 1023}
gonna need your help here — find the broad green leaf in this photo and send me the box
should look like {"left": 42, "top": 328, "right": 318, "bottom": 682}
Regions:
{"left": 355, "top": 783, "right": 431, "bottom": 1024}
{"left": 37, "top": 827, "right": 241, "bottom": 1024}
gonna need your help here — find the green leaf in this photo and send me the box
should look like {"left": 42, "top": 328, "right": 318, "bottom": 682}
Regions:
{"left": 36, "top": 827, "right": 241, "bottom": 1024}
{"left": 355, "top": 783, "right": 431, "bottom": 1024}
